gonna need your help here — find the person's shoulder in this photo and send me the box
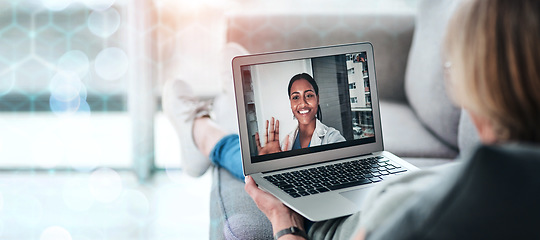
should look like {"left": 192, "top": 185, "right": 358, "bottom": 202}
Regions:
{"left": 461, "top": 143, "right": 540, "bottom": 163}
{"left": 316, "top": 120, "right": 345, "bottom": 142}
{"left": 475, "top": 143, "right": 540, "bottom": 156}
{"left": 326, "top": 127, "right": 342, "bottom": 136}
{"left": 463, "top": 143, "right": 540, "bottom": 172}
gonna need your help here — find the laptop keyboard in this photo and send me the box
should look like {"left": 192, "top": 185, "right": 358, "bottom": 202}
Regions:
{"left": 263, "top": 156, "right": 407, "bottom": 198}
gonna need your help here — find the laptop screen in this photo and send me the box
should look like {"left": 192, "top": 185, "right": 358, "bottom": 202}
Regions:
{"left": 240, "top": 51, "right": 376, "bottom": 163}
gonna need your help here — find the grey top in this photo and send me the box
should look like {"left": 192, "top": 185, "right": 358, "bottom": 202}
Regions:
{"left": 308, "top": 144, "right": 540, "bottom": 239}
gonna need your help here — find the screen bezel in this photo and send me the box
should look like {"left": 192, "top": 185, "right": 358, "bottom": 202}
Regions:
{"left": 232, "top": 42, "right": 384, "bottom": 176}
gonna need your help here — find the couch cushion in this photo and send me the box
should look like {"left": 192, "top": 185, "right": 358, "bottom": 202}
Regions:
{"left": 226, "top": 13, "right": 414, "bottom": 103}
{"left": 209, "top": 166, "right": 273, "bottom": 240}
{"left": 404, "top": 0, "right": 461, "bottom": 149}
{"left": 380, "top": 100, "right": 458, "bottom": 158}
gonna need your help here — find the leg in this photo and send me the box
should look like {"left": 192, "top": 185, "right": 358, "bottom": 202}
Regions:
{"left": 163, "top": 78, "right": 244, "bottom": 179}
{"left": 162, "top": 79, "right": 213, "bottom": 177}
{"left": 163, "top": 43, "right": 248, "bottom": 178}
{"left": 209, "top": 134, "right": 244, "bottom": 180}
{"left": 193, "top": 117, "right": 244, "bottom": 180}
{"left": 192, "top": 117, "right": 227, "bottom": 157}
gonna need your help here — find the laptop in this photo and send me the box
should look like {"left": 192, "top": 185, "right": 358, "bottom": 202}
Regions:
{"left": 231, "top": 42, "right": 418, "bottom": 221}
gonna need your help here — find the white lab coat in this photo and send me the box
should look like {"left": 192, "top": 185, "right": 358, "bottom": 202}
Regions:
{"left": 281, "top": 119, "right": 346, "bottom": 150}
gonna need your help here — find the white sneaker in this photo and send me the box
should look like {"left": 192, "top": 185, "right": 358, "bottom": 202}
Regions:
{"left": 162, "top": 79, "right": 212, "bottom": 177}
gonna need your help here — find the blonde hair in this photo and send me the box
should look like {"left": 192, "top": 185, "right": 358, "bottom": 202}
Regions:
{"left": 444, "top": 0, "right": 540, "bottom": 143}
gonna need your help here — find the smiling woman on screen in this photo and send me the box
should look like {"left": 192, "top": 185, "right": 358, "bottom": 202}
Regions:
{"left": 255, "top": 73, "right": 345, "bottom": 155}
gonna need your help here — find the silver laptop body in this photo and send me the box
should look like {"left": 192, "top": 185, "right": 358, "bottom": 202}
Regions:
{"left": 232, "top": 42, "right": 418, "bottom": 221}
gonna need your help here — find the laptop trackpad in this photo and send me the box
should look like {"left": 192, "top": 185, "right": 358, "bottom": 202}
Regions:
{"left": 339, "top": 187, "right": 372, "bottom": 208}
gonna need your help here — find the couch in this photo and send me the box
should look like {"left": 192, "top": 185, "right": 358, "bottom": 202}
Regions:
{"left": 209, "top": 0, "right": 480, "bottom": 239}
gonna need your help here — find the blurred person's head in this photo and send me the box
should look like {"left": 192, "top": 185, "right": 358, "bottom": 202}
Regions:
{"left": 444, "top": 0, "right": 540, "bottom": 144}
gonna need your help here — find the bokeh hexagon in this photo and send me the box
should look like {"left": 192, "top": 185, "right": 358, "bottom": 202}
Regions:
{"left": 70, "top": 29, "right": 103, "bottom": 59}
{"left": 15, "top": 57, "right": 54, "bottom": 93}
{"left": 34, "top": 12, "right": 52, "bottom": 31}
{"left": 14, "top": 0, "right": 46, "bottom": 14}
{"left": 0, "top": 26, "right": 32, "bottom": 63}
{"left": 52, "top": 9, "right": 89, "bottom": 34}
{"left": 0, "top": 5, "right": 14, "bottom": 31}
{"left": 34, "top": 26, "right": 69, "bottom": 62}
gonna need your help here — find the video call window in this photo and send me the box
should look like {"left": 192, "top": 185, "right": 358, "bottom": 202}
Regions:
{"left": 241, "top": 52, "right": 375, "bottom": 163}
